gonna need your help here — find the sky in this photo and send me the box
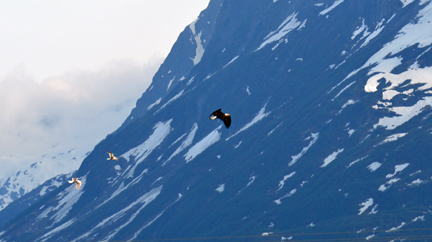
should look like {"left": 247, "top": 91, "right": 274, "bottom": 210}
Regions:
{"left": 0, "top": 1, "right": 210, "bottom": 176}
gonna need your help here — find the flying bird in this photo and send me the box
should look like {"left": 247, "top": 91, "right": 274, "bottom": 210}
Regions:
{"left": 107, "top": 151, "right": 119, "bottom": 160}
{"left": 209, "top": 109, "right": 231, "bottom": 128}
{"left": 68, "top": 178, "right": 82, "bottom": 190}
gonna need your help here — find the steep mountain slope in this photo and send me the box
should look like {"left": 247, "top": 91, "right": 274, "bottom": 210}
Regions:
{"left": 120, "top": 0, "right": 224, "bottom": 129}
{"left": 2, "top": 0, "right": 432, "bottom": 241}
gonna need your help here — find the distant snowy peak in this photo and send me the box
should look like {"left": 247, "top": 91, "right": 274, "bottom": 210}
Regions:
{"left": 0, "top": 145, "right": 87, "bottom": 213}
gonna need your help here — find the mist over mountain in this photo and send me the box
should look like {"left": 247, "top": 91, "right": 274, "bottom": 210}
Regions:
{"left": 2, "top": 0, "right": 432, "bottom": 241}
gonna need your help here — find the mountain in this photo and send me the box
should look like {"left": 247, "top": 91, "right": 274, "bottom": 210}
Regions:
{"left": 2, "top": 0, "right": 432, "bottom": 241}
{"left": 0, "top": 172, "right": 71, "bottom": 228}
{"left": 0, "top": 143, "right": 89, "bottom": 227}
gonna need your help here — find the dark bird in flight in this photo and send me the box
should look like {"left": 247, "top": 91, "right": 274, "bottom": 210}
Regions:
{"left": 68, "top": 178, "right": 82, "bottom": 190}
{"left": 107, "top": 151, "right": 119, "bottom": 161}
{"left": 209, "top": 109, "right": 231, "bottom": 128}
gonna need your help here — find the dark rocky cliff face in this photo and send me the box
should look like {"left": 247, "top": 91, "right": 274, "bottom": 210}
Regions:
{"left": 2, "top": 0, "right": 432, "bottom": 241}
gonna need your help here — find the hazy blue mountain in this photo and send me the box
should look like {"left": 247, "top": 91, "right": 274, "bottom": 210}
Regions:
{"left": 0, "top": 173, "right": 70, "bottom": 228}
{"left": 2, "top": 0, "right": 432, "bottom": 241}
{"left": 0, "top": 144, "right": 88, "bottom": 226}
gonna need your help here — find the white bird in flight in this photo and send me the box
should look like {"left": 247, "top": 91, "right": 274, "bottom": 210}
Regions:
{"left": 68, "top": 178, "right": 82, "bottom": 190}
{"left": 107, "top": 151, "right": 119, "bottom": 161}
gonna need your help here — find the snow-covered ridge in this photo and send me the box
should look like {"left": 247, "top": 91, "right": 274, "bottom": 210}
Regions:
{"left": 0, "top": 144, "right": 87, "bottom": 212}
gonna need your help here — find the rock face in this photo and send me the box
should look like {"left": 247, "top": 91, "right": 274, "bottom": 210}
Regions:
{"left": 2, "top": 0, "right": 432, "bottom": 241}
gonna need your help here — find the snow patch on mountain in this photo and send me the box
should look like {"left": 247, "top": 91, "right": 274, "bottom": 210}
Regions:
{"left": 185, "top": 126, "right": 222, "bottom": 163}
{"left": 358, "top": 198, "right": 374, "bottom": 215}
{"left": 246, "top": 176, "right": 256, "bottom": 188}
{"left": 122, "top": 119, "right": 173, "bottom": 178}
{"left": 39, "top": 219, "right": 77, "bottom": 242}
{"left": 157, "top": 90, "right": 185, "bottom": 112}
{"left": 376, "top": 133, "right": 407, "bottom": 146}
{"left": 238, "top": 175, "right": 256, "bottom": 194}
{"left": 360, "top": 2, "right": 432, "bottom": 129}
{"left": 223, "top": 56, "right": 239, "bottom": 68}
{"left": 190, "top": 18, "right": 205, "bottom": 65}
{"left": 401, "top": 0, "right": 416, "bottom": 7}
{"left": 129, "top": 193, "right": 183, "bottom": 240}
{"left": 274, "top": 189, "right": 297, "bottom": 205}
{"left": 413, "top": 215, "right": 425, "bottom": 222}
{"left": 216, "top": 184, "right": 225, "bottom": 193}
{"left": 360, "top": 18, "right": 386, "bottom": 49}
{"left": 386, "top": 222, "right": 406, "bottom": 232}
{"left": 346, "top": 155, "right": 368, "bottom": 168}
{"left": 332, "top": 81, "right": 357, "bottom": 100}
{"left": 268, "top": 122, "right": 283, "bottom": 136}
{"left": 366, "top": 66, "right": 432, "bottom": 130}
{"left": 321, "top": 148, "right": 344, "bottom": 167}
{"left": 256, "top": 12, "right": 305, "bottom": 51}
{"left": 319, "top": 0, "right": 344, "bottom": 16}
{"left": 289, "top": 133, "right": 319, "bottom": 166}
{"left": 246, "top": 86, "right": 251, "bottom": 95}
{"left": 165, "top": 123, "right": 198, "bottom": 165}
{"left": 369, "top": 205, "right": 379, "bottom": 215}
{"left": 408, "top": 178, "right": 425, "bottom": 186}
{"left": 73, "top": 186, "right": 162, "bottom": 242}
{"left": 98, "top": 169, "right": 149, "bottom": 209}
{"left": 366, "top": 67, "right": 432, "bottom": 97}
{"left": 337, "top": 99, "right": 358, "bottom": 114}
{"left": 351, "top": 19, "right": 369, "bottom": 40}
{"left": 367, "top": 162, "right": 382, "bottom": 172}
{"left": 333, "top": 1, "right": 432, "bottom": 99}
{"left": 378, "top": 178, "right": 400, "bottom": 192}
{"left": 374, "top": 97, "right": 432, "bottom": 130}
{"left": 147, "top": 98, "right": 162, "bottom": 111}
{"left": 277, "top": 172, "right": 296, "bottom": 191}
{"left": 227, "top": 104, "right": 271, "bottom": 140}
{"left": 167, "top": 77, "right": 175, "bottom": 91}
{"left": 37, "top": 176, "right": 86, "bottom": 226}
{"left": 386, "top": 163, "right": 410, "bottom": 178}
{"left": 102, "top": 186, "right": 163, "bottom": 241}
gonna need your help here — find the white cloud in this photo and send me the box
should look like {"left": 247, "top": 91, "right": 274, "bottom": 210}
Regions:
{"left": 0, "top": 1, "right": 210, "bottom": 83}
{"left": 0, "top": 58, "right": 162, "bottom": 157}
{"left": 0, "top": 0, "right": 211, "bottom": 161}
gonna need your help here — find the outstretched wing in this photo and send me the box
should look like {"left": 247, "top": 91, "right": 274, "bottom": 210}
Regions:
{"left": 107, "top": 151, "right": 114, "bottom": 159}
{"left": 209, "top": 109, "right": 222, "bottom": 120}
{"left": 222, "top": 114, "right": 231, "bottom": 128}
{"left": 75, "top": 180, "right": 82, "bottom": 190}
